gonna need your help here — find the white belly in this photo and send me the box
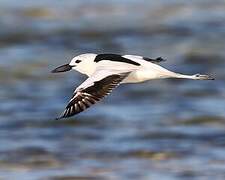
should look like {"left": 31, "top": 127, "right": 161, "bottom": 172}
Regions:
{"left": 122, "top": 70, "right": 150, "bottom": 83}
{"left": 122, "top": 65, "right": 173, "bottom": 84}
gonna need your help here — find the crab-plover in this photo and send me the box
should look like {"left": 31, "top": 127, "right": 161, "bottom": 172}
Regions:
{"left": 52, "top": 53, "right": 214, "bottom": 119}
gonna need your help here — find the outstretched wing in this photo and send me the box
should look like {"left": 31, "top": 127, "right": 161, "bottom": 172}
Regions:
{"left": 123, "top": 55, "right": 166, "bottom": 64}
{"left": 56, "top": 70, "right": 130, "bottom": 119}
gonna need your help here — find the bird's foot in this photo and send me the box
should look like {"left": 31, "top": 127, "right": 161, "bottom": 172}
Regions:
{"left": 193, "top": 74, "right": 215, "bottom": 80}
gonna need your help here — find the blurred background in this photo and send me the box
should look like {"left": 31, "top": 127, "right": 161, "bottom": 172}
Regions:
{"left": 0, "top": 0, "right": 225, "bottom": 179}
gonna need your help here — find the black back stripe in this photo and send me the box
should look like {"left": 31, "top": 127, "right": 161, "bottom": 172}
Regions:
{"left": 94, "top": 54, "right": 140, "bottom": 66}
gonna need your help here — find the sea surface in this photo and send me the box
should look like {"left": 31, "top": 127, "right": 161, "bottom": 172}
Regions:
{"left": 0, "top": 0, "right": 225, "bottom": 180}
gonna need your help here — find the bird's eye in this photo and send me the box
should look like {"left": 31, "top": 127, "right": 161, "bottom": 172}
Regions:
{"left": 75, "top": 60, "right": 82, "bottom": 63}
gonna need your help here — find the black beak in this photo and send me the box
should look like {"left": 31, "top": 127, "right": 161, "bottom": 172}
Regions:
{"left": 51, "top": 64, "right": 73, "bottom": 73}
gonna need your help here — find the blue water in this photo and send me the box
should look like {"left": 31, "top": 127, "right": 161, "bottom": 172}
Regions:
{"left": 0, "top": 1, "right": 225, "bottom": 180}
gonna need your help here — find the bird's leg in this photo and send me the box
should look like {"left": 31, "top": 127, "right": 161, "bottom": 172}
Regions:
{"left": 170, "top": 72, "right": 215, "bottom": 80}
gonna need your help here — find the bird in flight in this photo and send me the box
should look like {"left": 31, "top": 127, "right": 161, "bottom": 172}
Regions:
{"left": 52, "top": 53, "right": 214, "bottom": 120}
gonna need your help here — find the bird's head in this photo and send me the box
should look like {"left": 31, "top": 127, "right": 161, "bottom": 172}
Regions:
{"left": 51, "top": 53, "right": 97, "bottom": 75}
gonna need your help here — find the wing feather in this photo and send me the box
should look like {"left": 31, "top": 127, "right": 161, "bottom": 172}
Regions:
{"left": 56, "top": 71, "right": 130, "bottom": 119}
{"left": 123, "top": 55, "right": 166, "bottom": 64}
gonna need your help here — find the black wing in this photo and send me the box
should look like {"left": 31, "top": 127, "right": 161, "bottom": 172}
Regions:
{"left": 123, "top": 55, "right": 166, "bottom": 64}
{"left": 142, "top": 56, "right": 166, "bottom": 63}
{"left": 56, "top": 72, "right": 129, "bottom": 119}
